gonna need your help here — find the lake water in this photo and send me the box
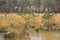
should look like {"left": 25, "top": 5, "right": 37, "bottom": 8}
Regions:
{"left": 30, "top": 32, "right": 60, "bottom": 40}
{"left": 0, "top": 35, "right": 4, "bottom": 40}
{"left": 0, "top": 32, "right": 60, "bottom": 40}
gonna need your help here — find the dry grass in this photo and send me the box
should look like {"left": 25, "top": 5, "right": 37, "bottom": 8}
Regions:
{"left": 0, "top": 13, "right": 60, "bottom": 40}
{"left": 0, "top": 13, "right": 60, "bottom": 28}
{"left": 0, "top": 13, "right": 60, "bottom": 32}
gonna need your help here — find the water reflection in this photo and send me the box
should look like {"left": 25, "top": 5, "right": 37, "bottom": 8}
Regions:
{"left": 30, "top": 32, "right": 60, "bottom": 40}
{"left": 0, "top": 35, "right": 4, "bottom": 40}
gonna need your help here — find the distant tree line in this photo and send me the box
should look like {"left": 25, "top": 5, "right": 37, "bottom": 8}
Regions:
{"left": 0, "top": 0, "right": 60, "bottom": 13}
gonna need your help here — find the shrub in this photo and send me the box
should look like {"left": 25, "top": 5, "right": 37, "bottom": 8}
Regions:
{"left": 42, "top": 9, "right": 55, "bottom": 31}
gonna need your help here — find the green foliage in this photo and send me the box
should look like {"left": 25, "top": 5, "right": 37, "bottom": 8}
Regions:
{"left": 17, "top": 7, "right": 33, "bottom": 15}
{"left": 22, "top": 7, "right": 32, "bottom": 13}
{"left": 42, "top": 12, "right": 54, "bottom": 20}
{"left": 26, "top": 0, "right": 34, "bottom": 4}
